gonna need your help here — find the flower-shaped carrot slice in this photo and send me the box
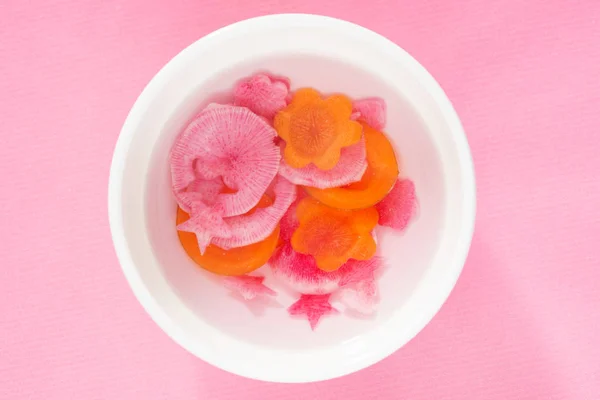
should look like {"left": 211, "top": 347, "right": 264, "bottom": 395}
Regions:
{"left": 274, "top": 88, "right": 362, "bottom": 170}
{"left": 290, "top": 197, "right": 378, "bottom": 271}
{"left": 177, "top": 195, "right": 280, "bottom": 276}
{"left": 305, "top": 122, "right": 399, "bottom": 209}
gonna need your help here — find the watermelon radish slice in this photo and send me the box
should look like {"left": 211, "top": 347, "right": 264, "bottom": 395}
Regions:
{"left": 278, "top": 137, "right": 368, "bottom": 189}
{"left": 170, "top": 105, "right": 280, "bottom": 217}
{"left": 212, "top": 175, "right": 297, "bottom": 249}
{"left": 338, "top": 257, "right": 382, "bottom": 288}
{"left": 375, "top": 178, "right": 417, "bottom": 231}
{"left": 352, "top": 98, "right": 386, "bottom": 130}
{"left": 288, "top": 294, "right": 338, "bottom": 330}
{"left": 278, "top": 190, "right": 307, "bottom": 242}
{"left": 176, "top": 177, "right": 225, "bottom": 212}
{"left": 176, "top": 201, "right": 231, "bottom": 254}
{"left": 270, "top": 245, "right": 382, "bottom": 295}
{"left": 222, "top": 275, "right": 276, "bottom": 300}
{"left": 233, "top": 73, "right": 289, "bottom": 119}
{"left": 270, "top": 244, "right": 344, "bottom": 294}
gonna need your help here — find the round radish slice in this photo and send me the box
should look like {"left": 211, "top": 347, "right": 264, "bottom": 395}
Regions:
{"left": 279, "top": 191, "right": 306, "bottom": 242}
{"left": 233, "top": 73, "right": 289, "bottom": 119}
{"left": 278, "top": 137, "right": 367, "bottom": 189}
{"left": 176, "top": 177, "right": 225, "bottom": 212}
{"left": 212, "top": 175, "right": 297, "bottom": 249}
{"left": 352, "top": 98, "right": 386, "bottom": 130}
{"left": 270, "top": 243, "right": 343, "bottom": 294}
{"left": 170, "top": 105, "right": 280, "bottom": 217}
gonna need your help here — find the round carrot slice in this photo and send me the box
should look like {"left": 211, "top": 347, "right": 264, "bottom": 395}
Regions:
{"left": 304, "top": 123, "right": 399, "bottom": 209}
{"left": 176, "top": 195, "right": 280, "bottom": 276}
{"left": 291, "top": 197, "right": 378, "bottom": 272}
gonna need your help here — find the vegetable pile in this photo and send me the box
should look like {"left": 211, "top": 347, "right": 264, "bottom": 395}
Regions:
{"left": 170, "top": 73, "right": 417, "bottom": 329}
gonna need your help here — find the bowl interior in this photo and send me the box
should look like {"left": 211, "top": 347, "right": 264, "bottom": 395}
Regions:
{"left": 112, "top": 15, "right": 473, "bottom": 382}
{"left": 147, "top": 54, "right": 445, "bottom": 348}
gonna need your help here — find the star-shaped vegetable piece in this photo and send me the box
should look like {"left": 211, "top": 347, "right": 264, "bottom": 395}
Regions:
{"left": 176, "top": 200, "right": 231, "bottom": 254}
{"left": 222, "top": 275, "right": 276, "bottom": 300}
{"left": 288, "top": 294, "right": 338, "bottom": 330}
{"left": 375, "top": 178, "right": 417, "bottom": 231}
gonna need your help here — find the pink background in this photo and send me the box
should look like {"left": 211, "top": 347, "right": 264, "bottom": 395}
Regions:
{"left": 1, "top": 0, "right": 599, "bottom": 398}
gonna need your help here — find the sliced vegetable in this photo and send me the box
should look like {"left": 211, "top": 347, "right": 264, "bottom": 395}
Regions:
{"left": 270, "top": 244, "right": 343, "bottom": 294}
{"left": 212, "top": 175, "right": 297, "bottom": 249}
{"left": 170, "top": 105, "right": 280, "bottom": 217}
{"left": 233, "top": 73, "right": 289, "bottom": 119}
{"left": 176, "top": 195, "right": 280, "bottom": 276}
{"left": 375, "top": 178, "right": 417, "bottom": 231}
{"left": 291, "top": 197, "right": 378, "bottom": 271}
{"left": 288, "top": 294, "right": 338, "bottom": 330}
{"left": 274, "top": 88, "right": 362, "bottom": 170}
{"left": 352, "top": 97, "right": 386, "bottom": 130}
{"left": 278, "top": 137, "right": 367, "bottom": 189}
{"left": 304, "top": 123, "right": 398, "bottom": 209}
{"left": 222, "top": 275, "right": 276, "bottom": 300}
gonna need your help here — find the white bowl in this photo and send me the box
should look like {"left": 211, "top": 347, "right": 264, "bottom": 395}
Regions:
{"left": 108, "top": 14, "right": 476, "bottom": 383}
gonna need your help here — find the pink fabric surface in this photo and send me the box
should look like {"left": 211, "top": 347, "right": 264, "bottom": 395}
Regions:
{"left": 1, "top": 1, "right": 599, "bottom": 398}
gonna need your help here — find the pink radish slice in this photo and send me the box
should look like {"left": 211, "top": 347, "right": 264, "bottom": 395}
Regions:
{"left": 339, "top": 280, "right": 378, "bottom": 315}
{"left": 212, "top": 175, "right": 297, "bottom": 249}
{"left": 288, "top": 294, "right": 338, "bottom": 330}
{"left": 270, "top": 244, "right": 344, "bottom": 294}
{"left": 176, "top": 201, "right": 231, "bottom": 254}
{"left": 352, "top": 98, "right": 386, "bottom": 130}
{"left": 278, "top": 137, "right": 368, "bottom": 189}
{"left": 170, "top": 105, "right": 280, "bottom": 217}
{"left": 176, "top": 177, "right": 225, "bottom": 211}
{"left": 233, "top": 73, "right": 289, "bottom": 120}
{"left": 375, "top": 178, "right": 417, "bottom": 231}
{"left": 338, "top": 257, "right": 383, "bottom": 288}
{"left": 222, "top": 275, "right": 276, "bottom": 301}
{"left": 279, "top": 190, "right": 307, "bottom": 242}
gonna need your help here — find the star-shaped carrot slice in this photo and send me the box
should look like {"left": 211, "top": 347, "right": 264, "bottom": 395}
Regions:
{"left": 290, "top": 197, "right": 378, "bottom": 271}
{"left": 222, "top": 275, "right": 276, "bottom": 300}
{"left": 274, "top": 88, "right": 362, "bottom": 170}
{"left": 288, "top": 294, "right": 338, "bottom": 330}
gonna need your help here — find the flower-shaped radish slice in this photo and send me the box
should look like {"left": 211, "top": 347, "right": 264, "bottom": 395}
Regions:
{"left": 233, "top": 73, "right": 289, "bottom": 119}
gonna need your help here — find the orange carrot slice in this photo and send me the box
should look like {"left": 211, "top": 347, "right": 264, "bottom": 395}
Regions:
{"left": 176, "top": 195, "right": 279, "bottom": 276}
{"left": 290, "top": 197, "right": 378, "bottom": 272}
{"left": 304, "top": 123, "right": 399, "bottom": 209}
{"left": 274, "top": 88, "right": 362, "bottom": 170}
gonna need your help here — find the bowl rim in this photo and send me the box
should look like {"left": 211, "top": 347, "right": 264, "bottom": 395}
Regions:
{"left": 108, "top": 13, "right": 476, "bottom": 382}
